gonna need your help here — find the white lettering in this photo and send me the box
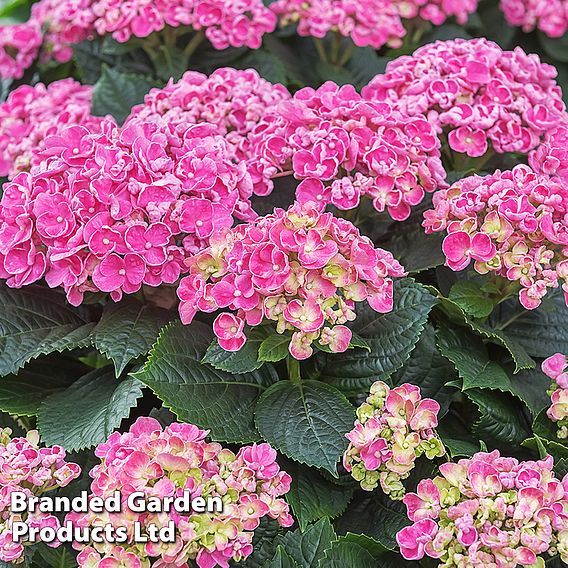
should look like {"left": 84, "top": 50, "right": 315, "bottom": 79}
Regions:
{"left": 10, "top": 492, "right": 28, "bottom": 513}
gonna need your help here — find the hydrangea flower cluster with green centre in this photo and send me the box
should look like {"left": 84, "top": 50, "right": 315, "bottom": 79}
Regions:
{"left": 542, "top": 353, "right": 568, "bottom": 439}
{"left": 397, "top": 451, "right": 568, "bottom": 567}
{"left": 68, "top": 418, "right": 293, "bottom": 568}
{"left": 177, "top": 201, "right": 405, "bottom": 359}
{"left": 343, "top": 381, "right": 445, "bottom": 498}
{"left": 423, "top": 164, "right": 568, "bottom": 310}
{"left": 0, "top": 429, "right": 81, "bottom": 564}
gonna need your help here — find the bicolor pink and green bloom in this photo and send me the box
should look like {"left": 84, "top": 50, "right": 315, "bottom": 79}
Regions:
{"left": 69, "top": 418, "right": 292, "bottom": 568}
{"left": 424, "top": 164, "right": 568, "bottom": 310}
{"left": 397, "top": 451, "right": 568, "bottom": 567}
{"left": 343, "top": 381, "right": 445, "bottom": 497}
{"left": 177, "top": 201, "right": 405, "bottom": 359}
{"left": 0, "top": 428, "right": 81, "bottom": 563}
{"left": 542, "top": 353, "right": 568, "bottom": 439}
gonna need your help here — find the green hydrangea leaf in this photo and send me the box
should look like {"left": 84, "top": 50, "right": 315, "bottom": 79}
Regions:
{"left": 38, "top": 367, "right": 143, "bottom": 451}
{"left": 91, "top": 65, "right": 156, "bottom": 124}
{"left": 93, "top": 298, "right": 173, "bottom": 376}
{"left": 276, "top": 518, "right": 336, "bottom": 568}
{"left": 135, "top": 322, "right": 276, "bottom": 444}
{"left": 316, "top": 279, "right": 437, "bottom": 395}
{"left": 0, "top": 283, "right": 89, "bottom": 377}
{"left": 255, "top": 380, "right": 355, "bottom": 476}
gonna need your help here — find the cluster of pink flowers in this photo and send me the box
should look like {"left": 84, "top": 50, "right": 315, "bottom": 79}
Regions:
{"left": 542, "top": 354, "right": 568, "bottom": 440}
{"left": 129, "top": 68, "right": 291, "bottom": 197}
{"left": 0, "top": 22, "right": 42, "bottom": 80}
{"left": 500, "top": 0, "right": 568, "bottom": 37}
{"left": 0, "top": 0, "right": 277, "bottom": 77}
{"left": 423, "top": 164, "right": 568, "bottom": 310}
{"left": 0, "top": 114, "right": 254, "bottom": 305}
{"left": 31, "top": 0, "right": 276, "bottom": 63}
{"left": 69, "top": 417, "right": 293, "bottom": 568}
{"left": 270, "top": 0, "right": 405, "bottom": 49}
{"left": 343, "top": 381, "right": 445, "bottom": 497}
{"left": 0, "top": 428, "right": 81, "bottom": 563}
{"left": 177, "top": 201, "right": 405, "bottom": 359}
{"left": 362, "top": 38, "right": 566, "bottom": 159}
{"left": 251, "top": 82, "right": 447, "bottom": 221}
{"left": 395, "top": 0, "right": 480, "bottom": 25}
{"left": 397, "top": 451, "right": 568, "bottom": 566}
{"left": 0, "top": 79, "right": 103, "bottom": 180}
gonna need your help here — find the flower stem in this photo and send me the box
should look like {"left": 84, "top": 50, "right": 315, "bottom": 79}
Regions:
{"left": 313, "top": 38, "right": 328, "bottom": 63}
{"left": 496, "top": 310, "right": 526, "bottom": 331}
{"left": 411, "top": 25, "right": 425, "bottom": 45}
{"left": 287, "top": 356, "right": 301, "bottom": 384}
{"left": 337, "top": 43, "right": 355, "bottom": 67}
{"left": 164, "top": 26, "right": 177, "bottom": 52}
{"left": 462, "top": 149, "right": 496, "bottom": 175}
{"left": 183, "top": 30, "right": 205, "bottom": 61}
{"left": 330, "top": 31, "right": 342, "bottom": 65}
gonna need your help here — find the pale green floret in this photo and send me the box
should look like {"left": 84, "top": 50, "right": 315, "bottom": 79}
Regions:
{"left": 420, "top": 437, "right": 446, "bottom": 459}
{"left": 351, "top": 463, "right": 367, "bottom": 482}
{"left": 360, "top": 470, "right": 380, "bottom": 492}
{"left": 356, "top": 402, "right": 374, "bottom": 422}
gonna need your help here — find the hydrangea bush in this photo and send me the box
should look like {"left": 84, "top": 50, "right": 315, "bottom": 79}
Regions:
{"left": 1, "top": 1, "right": 568, "bottom": 567}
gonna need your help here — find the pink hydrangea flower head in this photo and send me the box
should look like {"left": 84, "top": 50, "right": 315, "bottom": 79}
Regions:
{"left": 395, "top": 0, "right": 479, "bottom": 25}
{"left": 250, "top": 82, "right": 447, "bottom": 221}
{"left": 70, "top": 419, "right": 292, "bottom": 568}
{"left": 343, "top": 380, "right": 445, "bottom": 497}
{"left": 397, "top": 450, "right": 568, "bottom": 566}
{"left": 543, "top": 353, "right": 568, "bottom": 439}
{"left": 500, "top": 0, "right": 568, "bottom": 37}
{"left": 128, "top": 67, "right": 291, "bottom": 199}
{"left": 270, "top": 0, "right": 406, "bottom": 49}
{"left": 0, "top": 114, "right": 253, "bottom": 305}
{"left": 362, "top": 38, "right": 566, "bottom": 159}
{"left": 424, "top": 164, "right": 568, "bottom": 310}
{"left": 529, "top": 122, "right": 568, "bottom": 183}
{"left": 0, "top": 428, "right": 80, "bottom": 563}
{"left": 178, "top": 201, "right": 406, "bottom": 360}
